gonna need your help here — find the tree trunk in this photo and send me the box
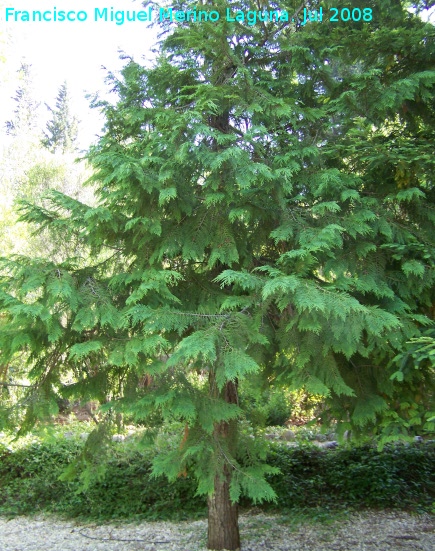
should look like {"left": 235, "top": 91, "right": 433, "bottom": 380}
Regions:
{"left": 207, "top": 379, "right": 240, "bottom": 550}
{"left": 207, "top": 464, "right": 240, "bottom": 550}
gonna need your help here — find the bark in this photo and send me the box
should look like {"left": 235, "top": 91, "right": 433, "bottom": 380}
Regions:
{"left": 207, "top": 464, "right": 240, "bottom": 551}
{"left": 207, "top": 379, "right": 240, "bottom": 551}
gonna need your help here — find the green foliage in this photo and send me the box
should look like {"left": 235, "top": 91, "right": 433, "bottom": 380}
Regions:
{"left": 0, "top": 439, "right": 82, "bottom": 517}
{"left": 42, "top": 81, "right": 78, "bottom": 154}
{"left": 385, "top": 328, "right": 435, "bottom": 437}
{"left": 266, "top": 442, "right": 435, "bottom": 512}
{"left": 0, "top": 438, "right": 205, "bottom": 520}
{"left": 239, "top": 378, "right": 294, "bottom": 427}
{"left": 0, "top": 437, "right": 433, "bottom": 519}
{"left": 1, "top": 0, "right": 435, "bottom": 528}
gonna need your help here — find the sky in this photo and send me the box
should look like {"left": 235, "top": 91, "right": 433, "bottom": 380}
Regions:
{"left": 0, "top": 0, "right": 159, "bottom": 147}
{"left": 1, "top": 1, "right": 434, "bottom": 148}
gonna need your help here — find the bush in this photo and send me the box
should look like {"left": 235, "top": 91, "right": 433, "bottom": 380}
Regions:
{"left": 239, "top": 381, "right": 293, "bottom": 427}
{"left": 0, "top": 438, "right": 433, "bottom": 520}
{"left": 0, "top": 439, "right": 205, "bottom": 520}
{"left": 266, "top": 442, "right": 435, "bottom": 511}
{"left": 0, "top": 439, "right": 82, "bottom": 516}
{"left": 73, "top": 447, "right": 206, "bottom": 520}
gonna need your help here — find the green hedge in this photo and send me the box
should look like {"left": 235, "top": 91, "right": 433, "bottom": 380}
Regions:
{"left": 0, "top": 440, "right": 434, "bottom": 520}
{"left": 0, "top": 440, "right": 205, "bottom": 520}
{"left": 265, "top": 443, "right": 435, "bottom": 511}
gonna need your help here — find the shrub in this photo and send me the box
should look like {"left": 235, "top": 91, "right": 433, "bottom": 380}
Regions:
{"left": 0, "top": 438, "right": 205, "bottom": 520}
{"left": 0, "top": 438, "right": 433, "bottom": 520}
{"left": 0, "top": 439, "right": 82, "bottom": 516}
{"left": 239, "top": 381, "right": 293, "bottom": 427}
{"left": 266, "top": 442, "right": 435, "bottom": 511}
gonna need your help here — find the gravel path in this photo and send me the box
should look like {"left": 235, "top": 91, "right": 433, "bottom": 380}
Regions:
{"left": 0, "top": 510, "right": 434, "bottom": 550}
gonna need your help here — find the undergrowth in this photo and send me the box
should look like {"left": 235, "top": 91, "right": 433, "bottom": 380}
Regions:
{"left": 0, "top": 437, "right": 434, "bottom": 521}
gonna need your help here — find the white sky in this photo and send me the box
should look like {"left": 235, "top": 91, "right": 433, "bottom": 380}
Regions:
{"left": 1, "top": 2, "right": 434, "bottom": 148}
{"left": 0, "top": 0, "right": 159, "bottom": 147}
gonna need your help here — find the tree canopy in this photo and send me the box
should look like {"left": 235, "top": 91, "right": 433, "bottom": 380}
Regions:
{"left": 42, "top": 81, "right": 79, "bottom": 154}
{"left": 1, "top": 1, "right": 435, "bottom": 549}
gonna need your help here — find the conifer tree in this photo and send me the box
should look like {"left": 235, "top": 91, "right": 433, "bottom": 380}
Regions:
{"left": 5, "top": 62, "right": 40, "bottom": 137}
{"left": 42, "top": 81, "right": 79, "bottom": 154}
{"left": 1, "top": 1, "right": 435, "bottom": 549}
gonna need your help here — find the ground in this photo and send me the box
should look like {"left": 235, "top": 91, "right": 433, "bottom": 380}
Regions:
{"left": 0, "top": 510, "right": 434, "bottom": 550}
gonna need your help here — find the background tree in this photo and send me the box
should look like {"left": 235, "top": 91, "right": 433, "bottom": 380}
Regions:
{"left": 5, "top": 62, "right": 40, "bottom": 138}
{"left": 0, "top": 69, "right": 93, "bottom": 429}
{"left": 0, "top": 1, "right": 434, "bottom": 550}
{"left": 1, "top": 82, "right": 91, "bottom": 259}
{"left": 42, "top": 81, "right": 79, "bottom": 154}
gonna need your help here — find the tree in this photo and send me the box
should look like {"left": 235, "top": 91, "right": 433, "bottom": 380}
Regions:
{"left": 0, "top": 73, "right": 93, "bottom": 428}
{"left": 1, "top": 101, "right": 92, "bottom": 260}
{"left": 1, "top": 1, "right": 435, "bottom": 549}
{"left": 42, "top": 81, "right": 79, "bottom": 154}
{"left": 5, "top": 62, "right": 40, "bottom": 138}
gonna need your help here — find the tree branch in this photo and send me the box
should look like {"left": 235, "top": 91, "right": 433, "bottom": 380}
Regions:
{"left": 0, "top": 381, "right": 34, "bottom": 388}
